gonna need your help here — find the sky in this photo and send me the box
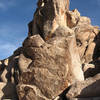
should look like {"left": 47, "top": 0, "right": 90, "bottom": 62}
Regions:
{"left": 0, "top": 0, "right": 100, "bottom": 60}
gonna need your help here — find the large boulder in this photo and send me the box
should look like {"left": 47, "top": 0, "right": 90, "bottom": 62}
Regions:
{"left": 0, "top": 0, "right": 100, "bottom": 100}
{"left": 17, "top": 26, "right": 84, "bottom": 99}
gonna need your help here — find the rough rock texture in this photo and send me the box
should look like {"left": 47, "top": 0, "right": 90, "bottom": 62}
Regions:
{"left": 0, "top": 0, "right": 100, "bottom": 100}
{"left": 68, "top": 97, "right": 100, "bottom": 100}
{"left": 29, "top": 0, "right": 70, "bottom": 40}
{"left": 0, "top": 47, "right": 23, "bottom": 99}
{"left": 66, "top": 74, "right": 100, "bottom": 98}
{"left": 0, "top": 82, "right": 17, "bottom": 99}
{"left": 17, "top": 32, "right": 84, "bottom": 99}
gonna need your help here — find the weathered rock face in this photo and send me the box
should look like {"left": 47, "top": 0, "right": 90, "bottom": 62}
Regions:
{"left": 18, "top": 3, "right": 100, "bottom": 99}
{"left": 0, "top": 47, "right": 22, "bottom": 84}
{"left": 0, "top": 82, "right": 17, "bottom": 99}
{"left": 0, "top": 51, "right": 21, "bottom": 99}
{"left": 0, "top": 47, "right": 24, "bottom": 99}
{"left": 17, "top": 28, "right": 84, "bottom": 99}
{"left": 30, "top": 0, "right": 70, "bottom": 40}
{"left": 66, "top": 74, "right": 100, "bottom": 99}
{"left": 0, "top": 0, "right": 100, "bottom": 100}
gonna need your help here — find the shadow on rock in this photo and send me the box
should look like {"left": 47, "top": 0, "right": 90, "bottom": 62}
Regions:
{"left": 79, "top": 79, "right": 100, "bottom": 98}
{"left": 1, "top": 82, "right": 18, "bottom": 100}
{"left": 84, "top": 31, "right": 100, "bottom": 78}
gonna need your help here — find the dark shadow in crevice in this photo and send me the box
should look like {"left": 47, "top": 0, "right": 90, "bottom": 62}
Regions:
{"left": 1, "top": 82, "right": 19, "bottom": 100}
{"left": 0, "top": 54, "right": 20, "bottom": 99}
{"left": 59, "top": 86, "right": 71, "bottom": 100}
{"left": 77, "top": 79, "right": 100, "bottom": 98}
{"left": 84, "top": 31, "right": 100, "bottom": 78}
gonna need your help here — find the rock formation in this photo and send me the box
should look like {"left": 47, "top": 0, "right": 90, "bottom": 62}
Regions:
{"left": 0, "top": 0, "right": 100, "bottom": 100}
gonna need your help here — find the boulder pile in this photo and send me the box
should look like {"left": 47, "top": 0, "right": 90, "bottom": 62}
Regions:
{"left": 0, "top": 0, "right": 100, "bottom": 100}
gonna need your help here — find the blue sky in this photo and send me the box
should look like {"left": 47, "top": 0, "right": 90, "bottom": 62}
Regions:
{"left": 0, "top": 0, "right": 100, "bottom": 60}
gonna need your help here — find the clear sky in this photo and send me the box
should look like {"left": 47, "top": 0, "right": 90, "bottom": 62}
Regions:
{"left": 0, "top": 0, "right": 100, "bottom": 60}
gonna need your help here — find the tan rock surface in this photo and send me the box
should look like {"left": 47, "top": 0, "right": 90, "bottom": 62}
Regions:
{"left": 17, "top": 32, "right": 84, "bottom": 99}
{"left": 0, "top": 0, "right": 100, "bottom": 100}
{"left": 66, "top": 74, "right": 100, "bottom": 98}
